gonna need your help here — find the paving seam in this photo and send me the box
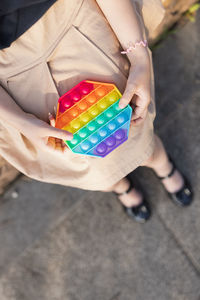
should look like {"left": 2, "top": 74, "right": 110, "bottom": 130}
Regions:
{"left": 108, "top": 291, "right": 121, "bottom": 300}
{"left": 155, "top": 210, "right": 200, "bottom": 276}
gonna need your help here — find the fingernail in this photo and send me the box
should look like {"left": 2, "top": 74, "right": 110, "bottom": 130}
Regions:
{"left": 67, "top": 133, "right": 73, "bottom": 141}
{"left": 118, "top": 102, "right": 126, "bottom": 109}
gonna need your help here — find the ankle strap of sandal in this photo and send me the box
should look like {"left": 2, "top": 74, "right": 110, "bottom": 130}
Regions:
{"left": 157, "top": 162, "right": 176, "bottom": 180}
{"left": 113, "top": 182, "right": 133, "bottom": 196}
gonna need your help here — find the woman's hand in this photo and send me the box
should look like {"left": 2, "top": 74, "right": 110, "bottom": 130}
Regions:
{"left": 119, "top": 49, "right": 151, "bottom": 126}
{"left": 47, "top": 111, "right": 69, "bottom": 153}
{"left": 95, "top": 0, "right": 152, "bottom": 126}
{"left": 19, "top": 110, "right": 73, "bottom": 154}
{"left": 0, "top": 85, "right": 72, "bottom": 154}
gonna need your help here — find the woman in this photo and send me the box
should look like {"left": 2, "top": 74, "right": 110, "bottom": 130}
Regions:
{"left": 0, "top": 0, "right": 193, "bottom": 223}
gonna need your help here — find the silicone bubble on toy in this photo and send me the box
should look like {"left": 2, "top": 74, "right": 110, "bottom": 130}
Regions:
{"left": 55, "top": 80, "right": 132, "bottom": 157}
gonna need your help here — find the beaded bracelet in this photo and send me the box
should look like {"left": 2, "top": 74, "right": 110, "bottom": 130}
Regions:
{"left": 121, "top": 40, "right": 148, "bottom": 54}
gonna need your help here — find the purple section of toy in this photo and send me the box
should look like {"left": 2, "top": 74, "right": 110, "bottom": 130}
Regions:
{"left": 72, "top": 107, "right": 131, "bottom": 155}
{"left": 90, "top": 126, "right": 128, "bottom": 157}
{"left": 73, "top": 121, "right": 130, "bottom": 157}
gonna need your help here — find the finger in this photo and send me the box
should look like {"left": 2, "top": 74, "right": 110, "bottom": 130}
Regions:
{"left": 38, "top": 137, "right": 60, "bottom": 154}
{"left": 55, "top": 137, "right": 61, "bottom": 145}
{"left": 61, "top": 141, "right": 67, "bottom": 152}
{"left": 131, "top": 117, "right": 143, "bottom": 125}
{"left": 46, "top": 136, "right": 56, "bottom": 149}
{"left": 131, "top": 91, "right": 150, "bottom": 118}
{"left": 48, "top": 112, "right": 56, "bottom": 127}
{"left": 119, "top": 81, "right": 137, "bottom": 109}
{"left": 55, "top": 139, "right": 67, "bottom": 153}
{"left": 45, "top": 137, "right": 64, "bottom": 154}
{"left": 53, "top": 137, "right": 63, "bottom": 152}
{"left": 55, "top": 144, "right": 63, "bottom": 152}
{"left": 131, "top": 105, "right": 145, "bottom": 119}
{"left": 135, "top": 88, "right": 151, "bottom": 111}
{"left": 54, "top": 137, "right": 67, "bottom": 152}
{"left": 61, "top": 140, "right": 67, "bottom": 148}
{"left": 46, "top": 126, "right": 73, "bottom": 141}
{"left": 131, "top": 109, "right": 147, "bottom": 125}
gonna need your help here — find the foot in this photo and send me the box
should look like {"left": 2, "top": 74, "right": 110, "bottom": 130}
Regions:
{"left": 112, "top": 177, "right": 143, "bottom": 208}
{"left": 156, "top": 155, "right": 193, "bottom": 206}
{"left": 112, "top": 176, "right": 151, "bottom": 223}
{"left": 156, "top": 161, "right": 185, "bottom": 194}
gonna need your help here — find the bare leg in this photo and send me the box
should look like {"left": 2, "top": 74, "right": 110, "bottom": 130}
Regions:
{"left": 103, "top": 134, "right": 184, "bottom": 207}
{"left": 103, "top": 177, "right": 143, "bottom": 207}
{"left": 141, "top": 134, "right": 184, "bottom": 193}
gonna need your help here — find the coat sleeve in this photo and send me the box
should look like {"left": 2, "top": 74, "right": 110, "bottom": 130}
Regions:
{"left": 0, "top": 84, "right": 33, "bottom": 131}
{"left": 132, "top": 0, "right": 165, "bottom": 35}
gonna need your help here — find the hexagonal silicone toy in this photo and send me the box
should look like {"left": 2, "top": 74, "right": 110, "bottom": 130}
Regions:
{"left": 55, "top": 80, "right": 132, "bottom": 157}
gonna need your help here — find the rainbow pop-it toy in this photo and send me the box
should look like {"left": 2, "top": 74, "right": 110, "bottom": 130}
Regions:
{"left": 55, "top": 80, "right": 132, "bottom": 157}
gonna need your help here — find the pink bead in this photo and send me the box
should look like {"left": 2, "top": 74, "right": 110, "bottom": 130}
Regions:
{"left": 59, "top": 104, "right": 65, "bottom": 113}
{"left": 62, "top": 97, "right": 73, "bottom": 109}
{"left": 71, "top": 91, "right": 81, "bottom": 102}
{"left": 80, "top": 82, "right": 93, "bottom": 95}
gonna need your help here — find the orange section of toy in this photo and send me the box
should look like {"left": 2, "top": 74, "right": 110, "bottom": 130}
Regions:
{"left": 55, "top": 85, "right": 113, "bottom": 129}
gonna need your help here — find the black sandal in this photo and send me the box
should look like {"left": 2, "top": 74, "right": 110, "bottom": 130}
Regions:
{"left": 113, "top": 176, "right": 151, "bottom": 223}
{"left": 157, "top": 155, "right": 193, "bottom": 207}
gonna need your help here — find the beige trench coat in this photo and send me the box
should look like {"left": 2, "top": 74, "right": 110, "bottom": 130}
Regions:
{"left": 0, "top": 0, "right": 165, "bottom": 191}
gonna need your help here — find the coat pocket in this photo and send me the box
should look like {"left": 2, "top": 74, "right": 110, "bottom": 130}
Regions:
{"left": 5, "top": 62, "right": 60, "bottom": 123}
{"left": 47, "top": 24, "right": 129, "bottom": 98}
